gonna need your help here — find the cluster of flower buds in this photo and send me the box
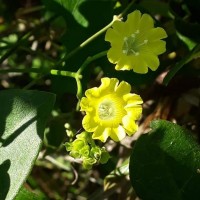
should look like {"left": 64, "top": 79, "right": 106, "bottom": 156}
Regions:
{"left": 65, "top": 131, "right": 110, "bottom": 169}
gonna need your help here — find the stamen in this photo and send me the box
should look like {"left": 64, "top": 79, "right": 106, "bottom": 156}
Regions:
{"left": 98, "top": 101, "right": 115, "bottom": 120}
{"left": 122, "top": 33, "right": 146, "bottom": 56}
{"left": 136, "top": 39, "right": 148, "bottom": 48}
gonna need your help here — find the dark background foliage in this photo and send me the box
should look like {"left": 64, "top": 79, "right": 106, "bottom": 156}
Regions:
{"left": 0, "top": 0, "right": 200, "bottom": 199}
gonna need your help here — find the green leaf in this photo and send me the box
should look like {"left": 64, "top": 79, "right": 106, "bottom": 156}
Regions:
{"left": 0, "top": 89, "right": 55, "bottom": 200}
{"left": 163, "top": 43, "right": 200, "bottom": 85}
{"left": 175, "top": 18, "right": 200, "bottom": 43}
{"left": 15, "top": 187, "right": 46, "bottom": 200}
{"left": 129, "top": 120, "right": 200, "bottom": 200}
{"left": 42, "top": 0, "right": 88, "bottom": 27}
{"left": 176, "top": 31, "right": 196, "bottom": 50}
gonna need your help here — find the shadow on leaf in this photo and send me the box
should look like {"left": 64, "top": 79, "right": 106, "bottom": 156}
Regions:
{"left": 0, "top": 160, "right": 11, "bottom": 200}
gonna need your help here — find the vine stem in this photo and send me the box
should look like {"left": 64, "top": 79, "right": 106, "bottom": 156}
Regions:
{"left": 50, "top": 69, "right": 81, "bottom": 79}
{"left": 58, "top": 16, "right": 120, "bottom": 66}
{"left": 118, "top": 0, "right": 137, "bottom": 19}
{"left": 45, "top": 155, "right": 70, "bottom": 171}
{"left": 59, "top": 0, "right": 136, "bottom": 63}
{"left": 77, "top": 50, "right": 108, "bottom": 74}
{"left": 1, "top": 0, "right": 136, "bottom": 90}
{"left": 75, "top": 50, "right": 108, "bottom": 103}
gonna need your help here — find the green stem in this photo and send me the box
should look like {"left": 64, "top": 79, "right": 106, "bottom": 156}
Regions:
{"left": 23, "top": 75, "right": 45, "bottom": 90}
{"left": 118, "top": 0, "right": 137, "bottom": 18}
{"left": 22, "top": 69, "right": 80, "bottom": 90}
{"left": 75, "top": 50, "right": 108, "bottom": 102}
{"left": 0, "top": 32, "right": 31, "bottom": 64}
{"left": 163, "top": 43, "right": 200, "bottom": 85}
{"left": 77, "top": 50, "right": 108, "bottom": 74}
{"left": 45, "top": 155, "right": 70, "bottom": 171}
{"left": 58, "top": 17, "right": 120, "bottom": 65}
{"left": 46, "top": 51, "right": 107, "bottom": 99}
{"left": 75, "top": 77, "right": 82, "bottom": 103}
{"left": 50, "top": 69, "right": 81, "bottom": 79}
{"left": 1, "top": 1, "right": 136, "bottom": 90}
{"left": 0, "top": 67, "right": 81, "bottom": 91}
{"left": 58, "top": 0, "right": 136, "bottom": 65}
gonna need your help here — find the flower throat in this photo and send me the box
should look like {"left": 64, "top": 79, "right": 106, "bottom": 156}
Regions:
{"left": 122, "top": 30, "right": 148, "bottom": 56}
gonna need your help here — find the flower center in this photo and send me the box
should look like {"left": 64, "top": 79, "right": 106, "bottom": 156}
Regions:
{"left": 98, "top": 100, "right": 115, "bottom": 120}
{"left": 97, "top": 95, "right": 126, "bottom": 127}
{"left": 122, "top": 30, "right": 148, "bottom": 56}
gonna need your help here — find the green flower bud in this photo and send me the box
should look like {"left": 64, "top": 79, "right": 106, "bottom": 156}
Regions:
{"left": 70, "top": 150, "right": 81, "bottom": 158}
{"left": 76, "top": 131, "right": 92, "bottom": 143}
{"left": 83, "top": 157, "right": 97, "bottom": 169}
{"left": 80, "top": 145, "right": 90, "bottom": 157}
{"left": 73, "top": 139, "right": 85, "bottom": 150}
{"left": 90, "top": 147, "right": 101, "bottom": 160}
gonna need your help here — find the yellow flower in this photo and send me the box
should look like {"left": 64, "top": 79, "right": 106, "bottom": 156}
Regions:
{"left": 105, "top": 10, "right": 167, "bottom": 73}
{"left": 80, "top": 77, "right": 143, "bottom": 142}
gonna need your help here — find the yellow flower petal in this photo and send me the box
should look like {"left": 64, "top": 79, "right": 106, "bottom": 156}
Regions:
{"left": 147, "top": 27, "right": 167, "bottom": 41}
{"left": 139, "top": 13, "right": 154, "bottom": 32}
{"left": 124, "top": 93, "right": 143, "bottom": 105}
{"left": 127, "top": 10, "right": 141, "bottom": 33}
{"left": 100, "top": 78, "right": 119, "bottom": 94}
{"left": 122, "top": 115, "right": 138, "bottom": 135}
{"left": 92, "top": 126, "right": 109, "bottom": 142}
{"left": 105, "top": 28, "right": 123, "bottom": 45}
{"left": 147, "top": 40, "right": 166, "bottom": 55}
{"left": 131, "top": 56, "right": 148, "bottom": 74}
{"left": 125, "top": 106, "right": 143, "bottom": 120}
{"left": 85, "top": 87, "right": 100, "bottom": 98}
{"left": 112, "top": 20, "right": 129, "bottom": 36}
{"left": 99, "top": 77, "right": 111, "bottom": 90}
{"left": 115, "top": 54, "right": 132, "bottom": 70}
{"left": 82, "top": 114, "right": 97, "bottom": 132}
{"left": 116, "top": 55, "right": 148, "bottom": 73}
{"left": 141, "top": 53, "right": 160, "bottom": 71}
{"left": 80, "top": 97, "right": 91, "bottom": 111}
{"left": 115, "top": 81, "right": 131, "bottom": 95}
{"left": 115, "top": 57, "right": 132, "bottom": 70}
{"left": 107, "top": 48, "right": 121, "bottom": 63}
{"left": 109, "top": 126, "right": 126, "bottom": 141}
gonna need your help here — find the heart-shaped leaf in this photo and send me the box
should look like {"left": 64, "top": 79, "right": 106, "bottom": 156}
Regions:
{"left": 0, "top": 89, "right": 55, "bottom": 200}
{"left": 129, "top": 120, "right": 200, "bottom": 200}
